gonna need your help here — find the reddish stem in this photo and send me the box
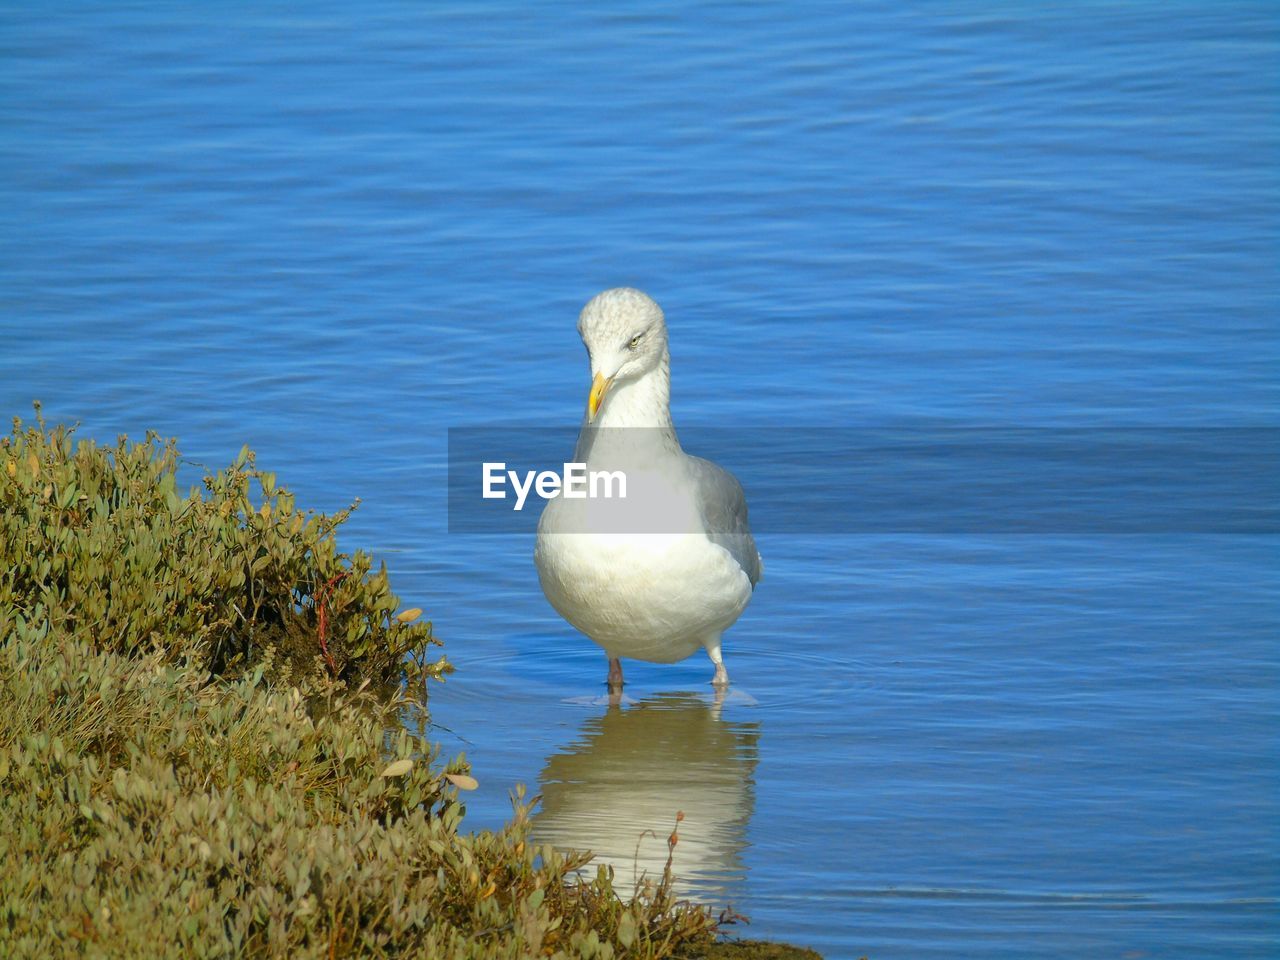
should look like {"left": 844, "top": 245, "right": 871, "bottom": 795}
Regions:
{"left": 315, "top": 572, "right": 348, "bottom": 678}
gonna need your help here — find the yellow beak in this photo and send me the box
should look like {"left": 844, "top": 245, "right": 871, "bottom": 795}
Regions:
{"left": 587, "top": 372, "right": 613, "bottom": 422}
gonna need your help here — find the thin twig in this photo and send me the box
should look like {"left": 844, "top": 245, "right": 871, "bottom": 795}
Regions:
{"left": 315, "top": 572, "right": 348, "bottom": 678}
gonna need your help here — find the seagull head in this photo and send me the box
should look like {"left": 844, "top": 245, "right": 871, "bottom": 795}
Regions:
{"left": 577, "top": 287, "right": 668, "bottom": 422}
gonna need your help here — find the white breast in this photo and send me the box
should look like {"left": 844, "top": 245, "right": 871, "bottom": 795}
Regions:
{"left": 535, "top": 498, "right": 753, "bottom": 663}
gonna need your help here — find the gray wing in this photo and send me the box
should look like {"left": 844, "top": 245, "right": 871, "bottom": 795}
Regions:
{"left": 685, "top": 455, "right": 763, "bottom": 588}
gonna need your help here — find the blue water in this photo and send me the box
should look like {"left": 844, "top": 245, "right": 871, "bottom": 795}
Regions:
{"left": 2, "top": 3, "right": 1277, "bottom": 957}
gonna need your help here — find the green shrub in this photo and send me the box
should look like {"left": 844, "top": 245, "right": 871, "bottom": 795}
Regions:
{"left": 0, "top": 632, "right": 720, "bottom": 958}
{"left": 0, "top": 410, "right": 728, "bottom": 958}
{"left": 0, "top": 407, "right": 448, "bottom": 691}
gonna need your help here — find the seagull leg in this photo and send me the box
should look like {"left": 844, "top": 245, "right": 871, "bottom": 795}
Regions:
{"left": 606, "top": 656, "right": 624, "bottom": 692}
{"left": 705, "top": 639, "right": 729, "bottom": 688}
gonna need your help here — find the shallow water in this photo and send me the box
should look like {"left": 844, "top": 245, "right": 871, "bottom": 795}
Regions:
{"left": 2, "top": 3, "right": 1277, "bottom": 957}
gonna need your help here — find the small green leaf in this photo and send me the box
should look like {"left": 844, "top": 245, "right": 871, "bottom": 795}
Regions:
{"left": 617, "top": 911, "right": 636, "bottom": 948}
{"left": 380, "top": 759, "right": 413, "bottom": 778}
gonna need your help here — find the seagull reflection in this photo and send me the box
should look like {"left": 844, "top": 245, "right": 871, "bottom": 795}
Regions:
{"left": 532, "top": 692, "right": 759, "bottom": 903}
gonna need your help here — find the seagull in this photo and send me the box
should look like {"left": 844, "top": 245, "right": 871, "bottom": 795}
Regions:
{"left": 535, "top": 288, "right": 762, "bottom": 692}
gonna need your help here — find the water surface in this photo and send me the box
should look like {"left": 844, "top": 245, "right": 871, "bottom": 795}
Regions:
{"left": 2, "top": 3, "right": 1277, "bottom": 957}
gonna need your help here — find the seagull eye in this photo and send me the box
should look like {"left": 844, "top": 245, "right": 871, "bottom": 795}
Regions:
{"left": 628, "top": 334, "right": 642, "bottom": 350}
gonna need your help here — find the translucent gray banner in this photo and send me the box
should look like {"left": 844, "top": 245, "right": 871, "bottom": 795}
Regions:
{"left": 447, "top": 427, "right": 1278, "bottom": 534}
